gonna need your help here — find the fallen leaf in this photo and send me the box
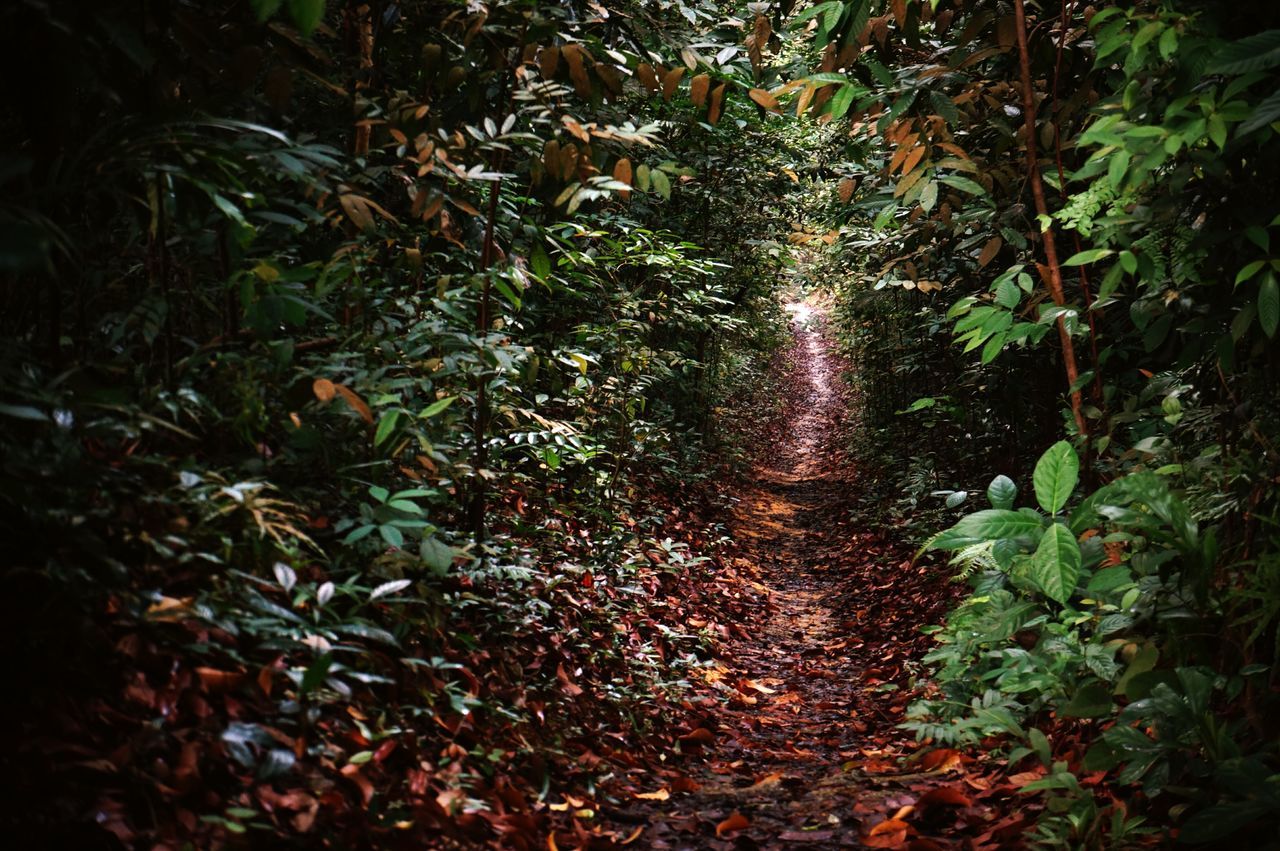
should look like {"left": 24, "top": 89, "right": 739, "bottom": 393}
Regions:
{"left": 716, "top": 811, "right": 750, "bottom": 837}
{"left": 633, "top": 788, "right": 669, "bottom": 801}
{"left": 195, "top": 666, "right": 245, "bottom": 694}
{"left": 919, "top": 748, "right": 962, "bottom": 772}
{"left": 918, "top": 786, "right": 972, "bottom": 808}
{"left": 863, "top": 818, "right": 909, "bottom": 848}
{"left": 678, "top": 727, "right": 715, "bottom": 748}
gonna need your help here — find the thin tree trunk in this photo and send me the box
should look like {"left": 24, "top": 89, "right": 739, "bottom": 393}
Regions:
{"left": 1013, "top": 0, "right": 1088, "bottom": 438}
{"left": 469, "top": 176, "right": 502, "bottom": 544}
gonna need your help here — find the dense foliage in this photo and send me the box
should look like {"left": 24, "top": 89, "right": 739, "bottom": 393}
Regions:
{"left": 786, "top": 0, "right": 1280, "bottom": 846}
{"left": 3, "top": 0, "right": 1280, "bottom": 847}
{"left": 0, "top": 0, "right": 797, "bottom": 845}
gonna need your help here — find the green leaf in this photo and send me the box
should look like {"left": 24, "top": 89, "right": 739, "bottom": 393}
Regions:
{"left": 1061, "top": 681, "right": 1114, "bottom": 718}
{"left": 650, "top": 169, "right": 671, "bottom": 200}
{"left": 378, "top": 523, "right": 404, "bottom": 548}
{"left": 1210, "top": 30, "right": 1280, "bottom": 75}
{"left": 1062, "top": 248, "right": 1113, "bottom": 266}
{"left": 948, "top": 509, "right": 1044, "bottom": 542}
{"left": 1239, "top": 87, "right": 1280, "bottom": 134}
{"left": 1259, "top": 272, "right": 1279, "bottom": 338}
{"left": 301, "top": 653, "right": 334, "bottom": 693}
{"left": 919, "top": 180, "right": 938, "bottom": 212}
{"left": 420, "top": 395, "right": 458, "bottom": 418}
{"left": 987, "top": 475, "right": 1017, "bottom": 510}
{"left": 1236, "top": 260, "right": 1266, "bottom": 284}
{"left": 994, "top": 278, "right": 1021, "bottom": 308}
{"left": 828, "top": 84, "right": 857, "bottom": 119}
{"left": 287, "top": 0, "right": 325, "bottom": 36}
{"left": 0, "top": 403, "right": 49, "bottom": 422}
{"left": 252, "top": 0, "right": 285, "bottom": 21}
{"left": 1179, "top": 799, "right": 1277, "bottom": 845}
{"left": 939, "top": 174, "right": 986, "bottom": 196}
{"left": 1028, "top": 728, "right": 1052, "bottom": 766}
{"left": 530, "top": 245, "right": 551, "bottom": 279}
{"left": 373, "top": 409, "right": 401, "bottom": 447}
{"left": 420, "top": 536, "right": 454, "bottom": 576}
{"left": 1030, "top": 522, "right": 1082, "bottom": 604}
{"left": 1033, "top": 440, "right": 1079, "bottom": 514}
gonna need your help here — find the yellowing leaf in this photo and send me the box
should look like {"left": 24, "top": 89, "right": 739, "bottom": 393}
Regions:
{"left": 748, "top": 88, "right": 779, "bottom": 110}
{"left": 838, "top": 177, "right": 856, "bottom": 203}
{"left": 716, "top": 811, "right": 749, "bottom": 837}
{"left": 708, "top": 83, "right": 727, "bottom": 124}
{"left": 978, "top": 236, "right": 1003, "bottom": 268}
{"left": 312, "top": 378, "right": 336, "bottom": 402}
{"left": 561, "top": 116, "right": 589, "bottom": 143}
{"left": 690, "top": 73, "right": 710, "bottom": 107}
{"left": 539, "top": 46, "right": 560, "bottom": 79}
{"left": 662, "top": 66, "right": 685, "bottom": 101}
{"left": 633, "top": 788, "right": 670, "bottom": 801}
{"left": 334, "top": 384, "right": 374, "bottom": 424}
{"left": 613, "top": 158, "right": 633, "bottom": 200}
{"left": 901, "top": 145, "right": 926, "bottom": 175}
{"left": 636, "top": 62, "right": 659, "bottom": 92}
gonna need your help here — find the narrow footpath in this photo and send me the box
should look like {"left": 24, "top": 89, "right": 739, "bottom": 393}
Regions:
{"left": 595, "top": 297, "right": 1023, "bottom": 849}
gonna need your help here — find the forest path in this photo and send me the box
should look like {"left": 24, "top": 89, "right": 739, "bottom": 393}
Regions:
{"left": 597, "top": 296, "right": 981, "bottom": 849}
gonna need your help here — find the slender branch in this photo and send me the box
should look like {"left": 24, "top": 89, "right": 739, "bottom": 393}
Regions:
{"left": 1013, "top": 0, "right": 1088, "bottom": 438}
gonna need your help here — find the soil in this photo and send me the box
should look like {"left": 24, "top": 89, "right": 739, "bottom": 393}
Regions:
{"left": 581, "top": 297, "right": 1021, "bottom": 849}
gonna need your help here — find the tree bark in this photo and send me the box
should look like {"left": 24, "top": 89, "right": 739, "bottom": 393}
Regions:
{"left": 1013, "top": 0, "right": 1088, "bottom": 439}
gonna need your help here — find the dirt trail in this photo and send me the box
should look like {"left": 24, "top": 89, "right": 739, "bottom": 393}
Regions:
{"left": 606, "top": 297, "right": 974, "bottom": 849}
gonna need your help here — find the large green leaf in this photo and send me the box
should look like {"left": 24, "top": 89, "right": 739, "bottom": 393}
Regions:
{"left": 1033, "top": 440, "right": 1079, "bottom": 514}
{"left": 287, "top": 0, "right": 325, "bottom": 37}
{"left": 1259, "top": 271, "right": 1279, "bottom": 338}
{"left": 1030, "top": 523, "right": 1081, "bottom": 604}
{"left": 950, "top": 509, "right": 1044, "bottom": 541}
{"left": 1210, "top": 30, "right": 1280, "bottom": 75}
{"left": 987, "top": 474, "right": 1017, "bottom": 509}
{"left": 1239, "top": 87, "right": 1280, "bottom": 134}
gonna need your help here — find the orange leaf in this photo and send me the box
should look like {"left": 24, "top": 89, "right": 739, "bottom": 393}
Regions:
{"left": 901, "top": 145, "right": 926, "bottom": 176}
{"left": 978, "top": 236, "right": 1003, "bottom": 268}
{"left": 690, "top": 73, "right": 710, "bottom": 107}
{"left": 195, "top": 666, "right": 245, "bottom": 694}
{"left": 662, "top": 66, "right": 685, "bottom": 101}
{"left": 677, "top": 727, "right": 715, "bottom": 747}
{"left": 918, "top": 786, "right": 973, "bottom": 808}
{"left": 891, "top": 0, "right": 908, "bottom": 27}
{"left": 636, "top": 63, "right": 659, "bottom": 93}
{"left": 633, "top": 788, "right": 669, "bottom": 801}
{"left": 716, "top": 811, "right": 749, "bottom": 837}
{"left": 539, "top": 46, "right": 560, "bottom": 79}
{"left": 340, "top": 764, "right": 374, "bottom": 806}
{"left": 334, "top": 384, "right": 374, "bottom": 424}
{"left": 556, "top": 663, "right": 584, "bottom": 697}
{"left": 708, "top": 83, "right": 726, "bottom": 124}
{"left": 561, "top": 115, "right": 590, "bottom": 143}
{"left": 748, "top": 88, "right": 779, "bottom": 110}
{"left": 312, "top": 378, "right": 336, "bottom": 402}
{"left": 838, "top": 177, "right": 857, "bottom": 203}
{"left": 619, "top": 825, "right": 646, "bottom": 845}
{"left": 919, "top": 748, "right": 962, "bottom": 772}
{"left": 864, "top": 818, "right": 909, "bottom": 848}
{"left": 613, "top": 158, "right": 632, "bottom": 201}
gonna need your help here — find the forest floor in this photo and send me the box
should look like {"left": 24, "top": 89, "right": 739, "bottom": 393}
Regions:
{"left": 586, "top": 296, "right": 1031, "bottom": 849}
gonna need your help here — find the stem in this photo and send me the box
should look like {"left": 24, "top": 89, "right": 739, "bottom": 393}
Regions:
{"left": 1013, "top": 0, "right": 1088, "bottom": 439}
{"left": 469, "top": 175, "right": 502, "bottom": 545}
